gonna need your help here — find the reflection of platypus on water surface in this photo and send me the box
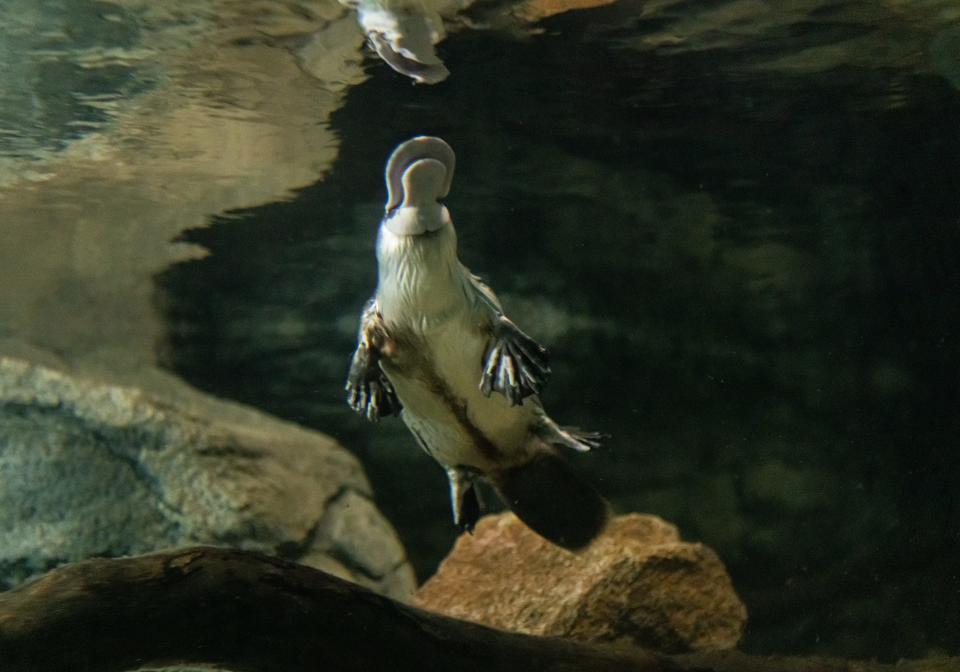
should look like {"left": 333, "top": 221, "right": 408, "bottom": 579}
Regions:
{"left": 346, "top": 136, "right": 609, "bottom": 549}
{"left": 339, "top": 0, "right": 465, "bottom": 84}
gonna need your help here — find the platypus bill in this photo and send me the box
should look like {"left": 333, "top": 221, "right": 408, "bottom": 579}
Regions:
{"left": 346, "top": 136, "right": 609, "bottom": 550}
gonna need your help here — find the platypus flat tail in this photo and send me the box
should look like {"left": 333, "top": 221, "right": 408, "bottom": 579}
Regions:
{"left": 490, "top": 452, "right": 610, "bottom": 550}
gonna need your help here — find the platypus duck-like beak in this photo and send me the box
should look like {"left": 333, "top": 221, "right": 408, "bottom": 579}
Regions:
{"left": 383, "top": 136, "right": 455, "bottom": 236}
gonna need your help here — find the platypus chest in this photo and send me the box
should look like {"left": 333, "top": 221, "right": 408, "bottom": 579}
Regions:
{"left": 379, "top": 317, "right": 535, "bottom": 471}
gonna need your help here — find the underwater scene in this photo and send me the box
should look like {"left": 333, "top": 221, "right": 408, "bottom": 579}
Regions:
{"left": 1, "top": 0, "right": 959, "bottom": 670}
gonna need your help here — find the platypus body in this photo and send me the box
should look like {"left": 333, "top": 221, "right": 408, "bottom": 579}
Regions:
{"left": 346, "top": 136, "right": 608, "bottom": 549}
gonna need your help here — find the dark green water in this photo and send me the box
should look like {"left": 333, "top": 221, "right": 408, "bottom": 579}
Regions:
{"left": 154, "top": 2, "right": 960, "bottom": 660}
{"left": 0, "top": 0, "right": 931, "bottom": 662}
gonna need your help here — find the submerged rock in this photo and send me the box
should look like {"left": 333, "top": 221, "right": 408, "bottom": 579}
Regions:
{"left": 413, "top": 512, "right": 746, "bottom": 653}
{"left": 0, "top": 356, "right": 415, "bottom": 599}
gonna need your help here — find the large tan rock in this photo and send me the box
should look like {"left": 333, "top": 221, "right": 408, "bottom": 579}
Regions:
{"left": 413, "top": 512, "right": 746, "bottom": 653}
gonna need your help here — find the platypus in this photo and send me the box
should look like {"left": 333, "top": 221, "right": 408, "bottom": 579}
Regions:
{"left": 346, "top": 136, "right": 609, "bottom": 549}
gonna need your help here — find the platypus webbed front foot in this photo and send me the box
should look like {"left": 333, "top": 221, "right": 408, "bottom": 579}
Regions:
{"left": 346, "top": 299, "right": 402, "bottom": 421}
{"left": 345, "top": 344, "right": 401, "bottom": 421}
{"left": 479, "top": 316, "right": 550, "bottom": 405}
{"left": 447, "top": 466, "right": 483, "bottom": 533}
{"left": 346, "top": 369, "right": 401, "bottom": 421}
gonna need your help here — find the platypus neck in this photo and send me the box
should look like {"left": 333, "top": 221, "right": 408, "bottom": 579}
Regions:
{"left": 376, "top": 221, "right": 467, "bottom": 330}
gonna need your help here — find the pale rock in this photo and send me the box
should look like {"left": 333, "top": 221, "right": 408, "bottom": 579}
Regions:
{"left": 0, "top": 356, "right": 415, "bottom": 600}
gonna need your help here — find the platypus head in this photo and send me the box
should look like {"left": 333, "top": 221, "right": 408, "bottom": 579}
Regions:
{"left": 358, "top": 7, "right": 450, "bottom": 84}
{"left": 376, "top": 136, "right": 461, "bottom": 318}
{"left": 382, "top": 136, "right": 455, "bottom": 237}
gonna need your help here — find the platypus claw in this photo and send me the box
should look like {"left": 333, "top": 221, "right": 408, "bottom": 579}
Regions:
{"left": 480, "top": 316, "right": 550, "bottom": 405}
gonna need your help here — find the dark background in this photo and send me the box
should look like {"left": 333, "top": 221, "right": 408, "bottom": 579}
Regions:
{"left": 157, "top": 3, "right": 960, "bottom": 661}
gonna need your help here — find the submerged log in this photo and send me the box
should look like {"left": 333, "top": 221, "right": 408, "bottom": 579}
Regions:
{"left": 0, "top": 547, "right": 951, "bottom": 672}
{"left": 0, "top": 546, "right": 657, "bottom": 672}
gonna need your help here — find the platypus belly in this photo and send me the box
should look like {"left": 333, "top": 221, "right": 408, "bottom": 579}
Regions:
{"left": 379, "top": 316, "right": 538, "bottom": 473}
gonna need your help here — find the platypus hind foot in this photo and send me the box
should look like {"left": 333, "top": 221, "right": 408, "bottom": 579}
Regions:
{"left": 446, "top": 466, "right": 483, "bottom": 533}
{"left": 535, "top": 416, "right": 606, "bottom": 453}
{"left": 479, "top": 316, "right": 551, "bottom": 405}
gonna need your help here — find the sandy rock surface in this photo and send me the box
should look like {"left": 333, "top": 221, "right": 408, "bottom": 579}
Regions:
{"left": 414, "top": 512, "right": 746, "bottom": 652}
